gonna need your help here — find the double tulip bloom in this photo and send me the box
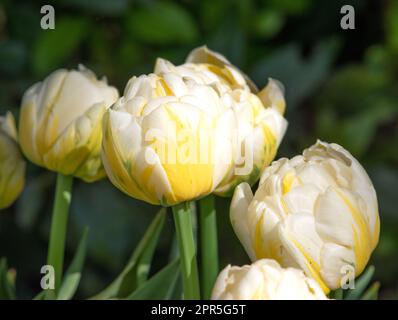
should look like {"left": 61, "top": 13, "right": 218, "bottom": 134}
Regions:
{"left": 231, "top": 140, "right": 380, "bottom": 292}
{"left": 212, "top": 259, "right": 327, "bottom": 300}
{"left": 102, "top": 47, "right": 287, "bottom": 205}
{"left": 19, "top": 66, "right": 119, "bottom": 182}
{"left": 0, "top": 112, "right": 26, "bottom": 209}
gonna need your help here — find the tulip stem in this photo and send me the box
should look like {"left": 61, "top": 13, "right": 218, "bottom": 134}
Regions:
{"left": 172, "top": 202, "right": 200, "bottom": 300}
{"left": 46, "top": 173, "right": 73, "bottom": 297}
{"left": 199, "top": 195, "right": 218, "bottom": 300}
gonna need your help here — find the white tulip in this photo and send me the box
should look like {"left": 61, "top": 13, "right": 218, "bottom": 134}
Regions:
{"left": 101, "top": 63, "right": 235, "bottom": 205}
{"left": 157, "top": 46, "right": 288, "bottom": 196}
{"left": 212, "top": 259, "right": 328, "bottom": 300}
{"left": 19, "top": 65, "right": 119, "bottom": 182}
{"left": 230, "top": 140, "right": 380, "bottom": 292}
{"left": 0, "top": 112, "right": 26, "bottom": 209}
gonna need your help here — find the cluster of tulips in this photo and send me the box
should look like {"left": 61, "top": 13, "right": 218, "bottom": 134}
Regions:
{"left": 0, "top": 46, "right": 379, "bottom": 300}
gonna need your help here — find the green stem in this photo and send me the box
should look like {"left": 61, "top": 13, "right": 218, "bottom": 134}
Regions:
{"left": 172, "top": 202, "right": 200, "bottom": 300}
{"left": 199, "top": 195, "right": 218, "bottom": 300}
{"left": 46, "top": 173, "right": 73, "bottom": 296}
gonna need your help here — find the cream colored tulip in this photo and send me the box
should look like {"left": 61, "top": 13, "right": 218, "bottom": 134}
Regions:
{"left": 212, "top": 259, "right": 327, "bottom": 300}
{"left": 157, "top": 46, "right": 288, "bottom": 196}
{"left": 0, "top": 112, "right": 26, "bottom": 209}
{"left": 101, "top": 64, "right": 235, "bottom": 206}
{"left": 230, "top": 140, "right": 380, "bottom": 292}
{"left": 19, "top": 65, "right": 119, "bottom": 182}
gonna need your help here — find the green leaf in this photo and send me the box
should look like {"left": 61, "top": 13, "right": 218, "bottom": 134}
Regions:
{"left": 0, "top": 258, "right": 16, "bottom": 300}
{"left": 33, "top": 291, "right": 46, "bottom": 300}
{"left": 268, "top": 0, "right": 312, "bottom": 15}
{"left": 92, "top": 208, "right": 166, "bottom": 299}
{"left": 59, "top": 0, "right": 129, "bottom": 16}
{"left": 345, "top": 266, "right": 375, "bottom": 300}
{"left": 126, "top": 259, "right": 180, "bottom": 300}
{"left": 252, "top": 9, "right": 284, "bottom": 39}
{"left": 250, "top": 39, "right": 340, "bottom": 110}
{"left": 361, "top": 282, "right": 380, "bottom": 300}
{"left": 57, "top": 228, "right": 89, "bottom": 300}
{"left": 385, "top": 0, "right": 398, "bottom": 53}
{"left": 340, "top": 103, "right": 396, "bottom": 157}
{"left": 125, "top": 2, "right": 198, "bottom": 45}
{"left": 329, "top": 288, "right": 343, "bottom": 300}
{"left": 32, "top": 17, "right": 91, "bottom": 76}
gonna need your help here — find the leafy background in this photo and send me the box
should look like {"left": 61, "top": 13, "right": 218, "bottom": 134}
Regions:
{"left": 0, "top": 0, "right": 397, "bottom": 299}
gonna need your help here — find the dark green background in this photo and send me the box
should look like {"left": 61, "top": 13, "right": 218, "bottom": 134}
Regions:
{"left": 0, "top": 0, "right": 397, "bottom": 299}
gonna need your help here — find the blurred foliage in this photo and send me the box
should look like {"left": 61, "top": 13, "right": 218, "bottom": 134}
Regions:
{"left": 0, "top": 0, "right": 397, "bottom": 299}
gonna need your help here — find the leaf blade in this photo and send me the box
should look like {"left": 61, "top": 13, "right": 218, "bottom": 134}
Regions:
{"left": 57, "top": 228, "right": 89, "bottom": 300}
{"left": 345, "top": 265, "right": 375, "bottom": 300}
{"left": 91, "top": 208, "right": 166, "bottom": 299}
{"left": 126, "top": 259, "right": 180, "bottom": 300}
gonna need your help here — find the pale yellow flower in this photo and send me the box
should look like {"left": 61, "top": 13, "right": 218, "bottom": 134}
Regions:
{"left": 212, "top": 259, "right": 327, "bottom": 300}
{"left": 230, "top": 141, "right": 380, "bottom": 292}
{"left": 19, "top": 66, "right": 119, "bottom": 182}
{"left": 102, "top": 67, "right": 233, "bottom": 206}
{"left": 0, "top": 112, "right": 26, "bottom": 209}
{"left": 160, "top": 46, "right": 288, "bottom": 196}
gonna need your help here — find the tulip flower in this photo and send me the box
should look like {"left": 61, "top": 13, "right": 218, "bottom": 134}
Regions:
{"left": 230, "top": 140, "right": 380, "bottom": 292}
{"left": 0, "top": 112, "right": 26, "bottom": 209}
{"left": 102, "top": 63, "right": 234, "bottom": 206}
{"left": 174, "top": 46, "right": 288, "bottom": 197}
{"left": 102, "top": 61, "right": 238, "bottom": 298}
{"left": 19, "top": 65, "right": 119, "bottom": 295}
{"left": 212, "top": 259, "right": 327, "bottom": 300}
{"left": 19, "top": 65, "right": 119, "bottom": 182}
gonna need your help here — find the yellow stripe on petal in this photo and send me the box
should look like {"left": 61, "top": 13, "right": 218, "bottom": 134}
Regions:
{"left": 336, "top": 189, "right": 372, "bottom": 276}
{"left": 282, "top": 171, "right": 295, "bottom": 194}
{"left": 291, "top": 239, "right": 330, "bottom": 294}
{"left": 254, "top": 214, "right": 266, "bottom": 258}
{"left": 102, "top": 113, "right": 158, "bottom": 204}
{"left": 159, "top": 105, "right": 214, "bottom": 204}
{"left": 261, "top": 124, "right": 277, "bottom": 168}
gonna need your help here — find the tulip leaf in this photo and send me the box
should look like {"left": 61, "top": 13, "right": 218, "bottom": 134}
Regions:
{"left": 345, "top": 265, "right": 375, "bottom": 300}
{"left": 125, "top": 2, "right": 198, "bottom": 45}
{"left": 386, "top": 0, "right": 398, "bottom": 53}
{"left": 58, "top": 0, "right": 129, "bottom": 16}
{"left": 250, "top": 39, "right": 340, "bottom": 110}
{"left": 0, "top": 258, "right": 16, "bottom": 300}
{"left": 126, "top": 259, "right": 180, "bottom": 300}
{"left": 92, "top": 208, "right": 166, "bottom": 299}
{"left": 32, "top": 16, "right": 91, "bottom": 76}
{"left": 361, "top": 281, "right": 380, "bottom": 300}
{"left": 57, "top": 228, "right": 89, "bottom": 300}
{"left": 329, "top": 288, "right": 343, "bottom": 300}
{"left": 33, "top": 291, "right": 46, "bottom": 300}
